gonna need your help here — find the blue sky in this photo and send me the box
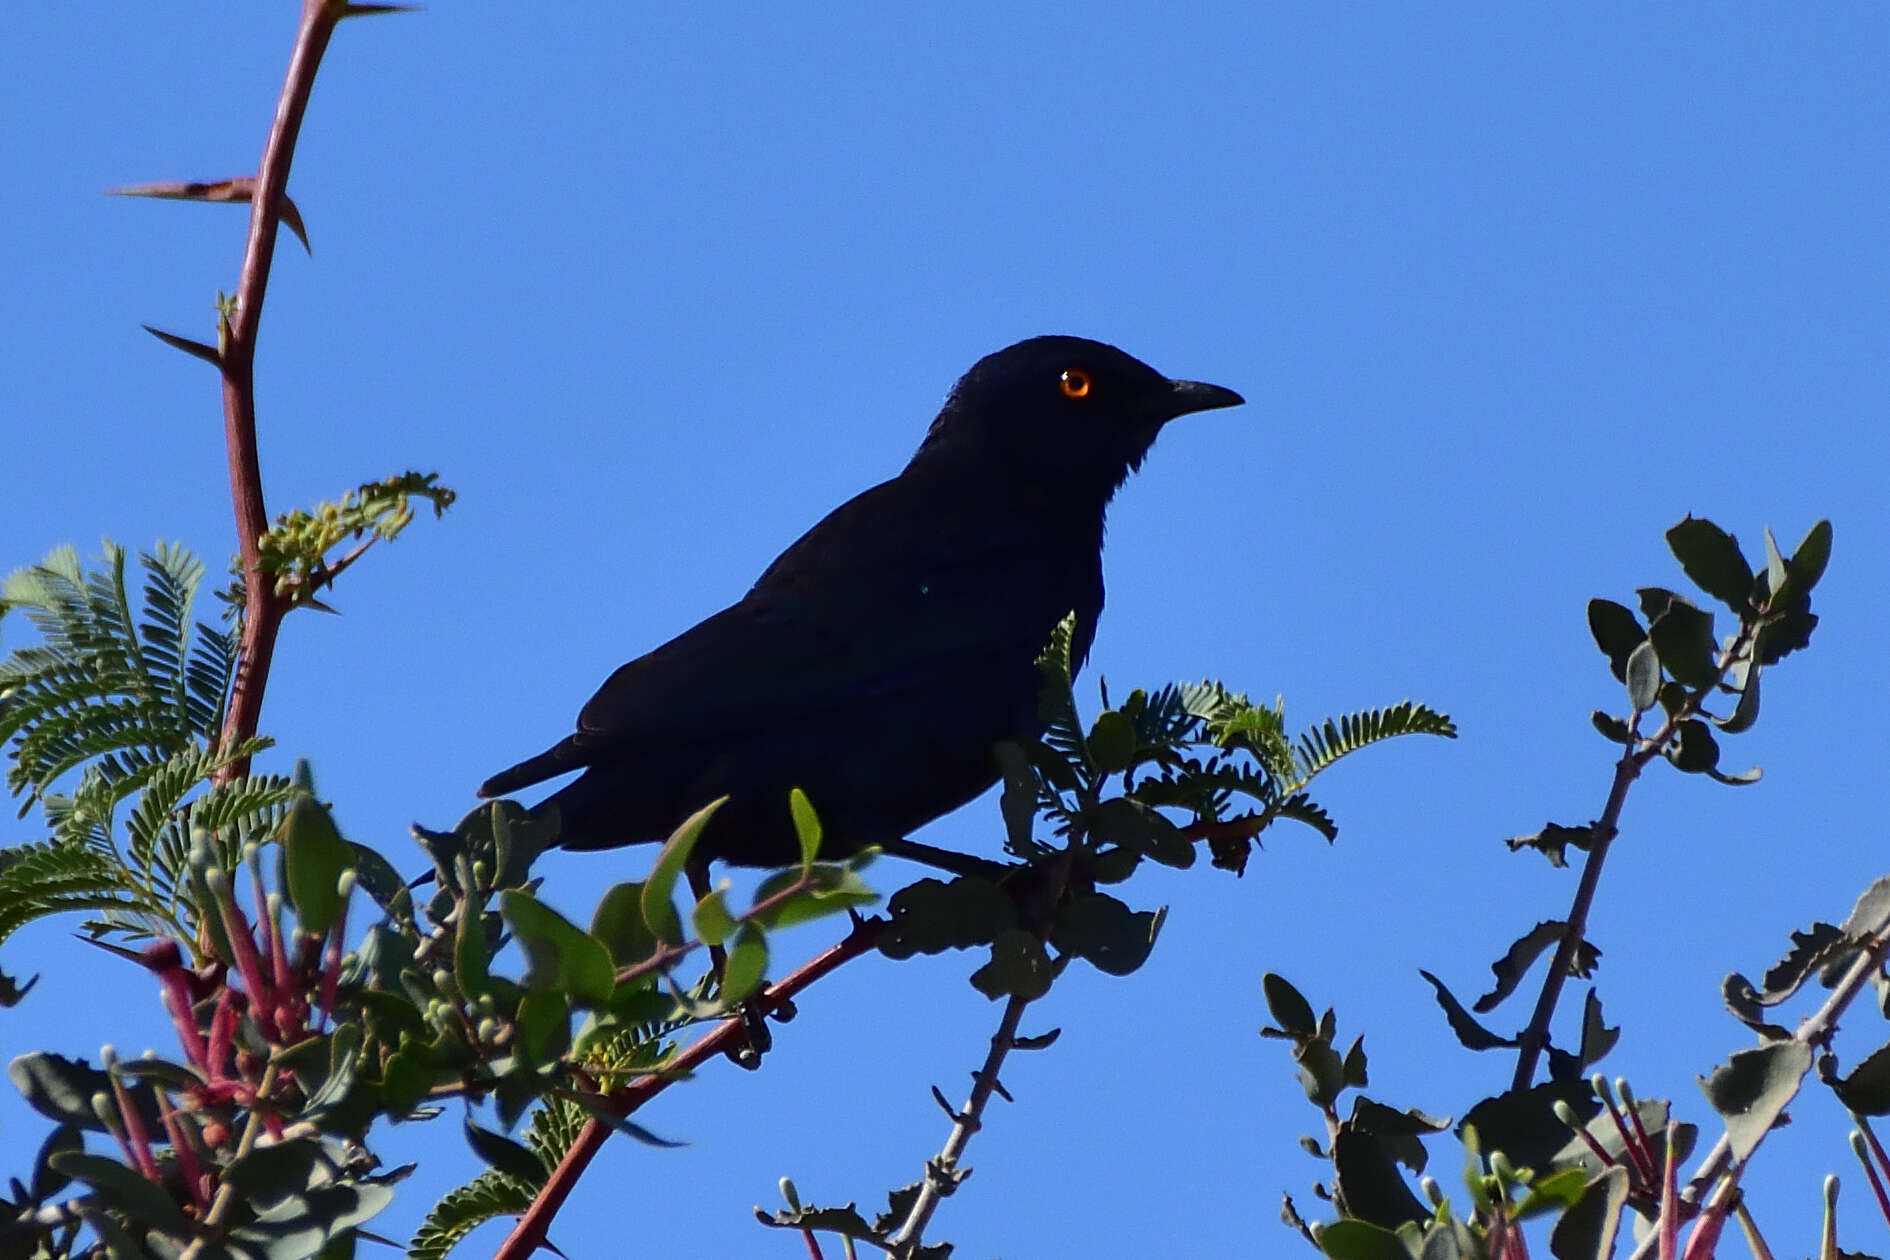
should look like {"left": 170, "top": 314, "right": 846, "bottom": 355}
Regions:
{"left": 4, "top": 6, "right": 1888, "bottom": 1257}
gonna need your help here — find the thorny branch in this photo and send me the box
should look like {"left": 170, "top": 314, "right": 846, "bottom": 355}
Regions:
{"left": 492, "top": 916, "right": 887, "bottom": 1260}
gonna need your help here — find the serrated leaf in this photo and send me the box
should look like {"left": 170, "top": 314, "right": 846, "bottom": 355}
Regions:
{"left": 1418, "top": 970, "right": 1516, "bottom": 1051}
{"left": 1050, "top": 893, "right": 1162, "bottom": 976}
{"left": 1666, "top": 517, "right": 1753, "bottom": 614}
{"left": 1624, "top": 641, "right": 1660, "bottom": 713}
{"left": 1332, "top": 1128, "right": 1429, "bottom": 1230}
{"left": 1578, "top": 990, "right": 1619, "bottom": 1072}
{"left": 1505, "top": 822, "right": 1596, "bottom": 869}
{"left": 1700, "top": 1040, "right": 1813, "bottom": 1161}
{"left": 969, "top": 928, "right": 1053, "bottom": 1000}
{"left": 641, "top": 797, "right": 724, "bottom": 944}
{"left": 1474, "top": 921, "right": 1595, "bottom": 1013}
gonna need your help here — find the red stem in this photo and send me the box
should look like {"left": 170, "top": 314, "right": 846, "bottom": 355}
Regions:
{"left": 492, "top": 918, "right": 885, "bottom": 1260}
{"left": 214, "top": 0, "right": 343, "bottom": 776}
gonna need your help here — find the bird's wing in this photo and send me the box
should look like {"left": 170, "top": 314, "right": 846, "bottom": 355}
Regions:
{"left": 566, "top": 473, "right": 1068, "bottom": 756}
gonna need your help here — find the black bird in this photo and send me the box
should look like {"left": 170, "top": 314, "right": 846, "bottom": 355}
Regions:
{"left": 479, "top": 336, "right": 1242, "bottom": 871}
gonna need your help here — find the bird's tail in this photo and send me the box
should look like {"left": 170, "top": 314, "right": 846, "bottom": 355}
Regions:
{"left": 477, "top": 737, "right": 586, "bottom": 799}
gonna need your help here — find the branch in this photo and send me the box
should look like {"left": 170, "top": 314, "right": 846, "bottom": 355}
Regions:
{"left": 491, "top": 915, "right": 887, "bottom": 1260}
{"left": 1509, "top": 620, "right": 1759, "bottom": 1090}
{"left": 1623, "top": 915, "right": 1890, "bottom": 1260}
{"left": 887, "top": 989, "right": 1035, "bottom": 1256}
{"left": 214, "top": 0, "right": 349, "bottom": 778}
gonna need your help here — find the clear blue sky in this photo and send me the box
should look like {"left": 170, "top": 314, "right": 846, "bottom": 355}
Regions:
{"left": 4, "top": 7, "right": 1887, "bottom": 1257}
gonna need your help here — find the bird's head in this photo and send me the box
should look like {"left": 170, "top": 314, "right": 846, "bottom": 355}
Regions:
{"left": 910, "top": 335, "right": 1244, "bottom": 500}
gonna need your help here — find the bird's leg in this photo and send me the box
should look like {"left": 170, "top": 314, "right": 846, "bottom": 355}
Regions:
{"left": 685, "top": 857, "right": 770, "bottom": 1068}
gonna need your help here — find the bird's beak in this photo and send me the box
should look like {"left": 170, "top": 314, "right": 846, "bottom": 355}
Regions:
{"left": 1159, "top": 378, "right": 1245, "bottom": 421}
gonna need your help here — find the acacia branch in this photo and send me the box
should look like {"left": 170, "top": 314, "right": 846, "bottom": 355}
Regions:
{"left": 214, "top": 0, "right": 349, "bottom": 777}
{"left": 492, "top": 916, "right": 886, "bottom": 1260}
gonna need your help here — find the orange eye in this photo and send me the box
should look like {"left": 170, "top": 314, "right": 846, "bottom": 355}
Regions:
{"left": 1059, "top": 368, "right": 1092, "bottom": 399}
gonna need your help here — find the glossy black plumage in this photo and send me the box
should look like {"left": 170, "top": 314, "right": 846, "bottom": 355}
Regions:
{"left": 479, "top": 336, "right": 1242, "bottom": 868}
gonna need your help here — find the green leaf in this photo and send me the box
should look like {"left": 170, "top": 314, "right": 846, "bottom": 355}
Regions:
{"left": 879, "top": 877, "right": 1015, "bottom": 959}
{"left": 1087, "top": 709, "right": 1138, "bottom": 775}
{"left": 788, "top": 788, "right": 822, "bottom": 867}
{"left": 49, "top": 1150, "right": 193, "bottom": 1234}
{"left": 1588, "top": 711, "right": 1632, "bottom": 745}
{"left": 1296, "top": 1039, "right": 1346, "bottom": 1108}
{"left": 1332, "top": 1128, "right": 1428, "bottom": 1229}
{"left": 463, "top": 1116, "right": 547, "bottom": 1188}
{"left": 1547, "top": 1165, "right": 1630, "bottom": 1260}
{"left": 1623, "top": 641, "right": 1660, "bottom": 713}
{"left": 1087, "top": 797, "right": 1191, "bottom": 868}
{"left": 454, "top": 891, "right": 489, "bottom": 1000}
{"left": 1473, "top": 921, "right": 1595, "bottom": 1013}
{"left": 282, "top": 796, "right": 351, "bottom": 936}
{"left": 1788, "top": 519, "right": 1832, "bottom": 594}
{"left": 1316, "top": 1218, "right": 1412, "bottom": 1260}
{"left": 969, "top": 928, "right": 1053, "bottom": 1000}
{"left": 514, "top": 989, "right": 572, "bottom": 1065}
{"left": 221, "top": 1137, "right": 327, "bottom": 1208}
{"left": 1700, "top": 1040, "right": 1813, "bottom": 1161}
{"left": 1418, "top": 970, "right": 1516, "bottom": 1051}
{"left": 1668, "top": 719, "right": 1720, "bottom": 773}
{"left": 641, "top": 797, "right": 725, "bottom": 944}
{"left": 1050, "top": 893, "right": 1163, "bottom": 976}
{"left": 1713, "top": 660, "right": 1761, "bottom": 734}
{"left": 1828, "top": 1042, "right": 1890, "bottom": 1115}
{"left": 1647, "top": 599, "right": 1717, "bottom": 689}
{"left": 1263, "top": 973, "right": 1319, "bottom": 1038}
{"left": 691, "top": 886, "right": 737, "bottom": 948}
{"left": 1505, "top": 822, "right": 1596, "bottom": 868}
{"left": 501, "top": 891, "right": 614, "bottom": 1006}
{"left": 1666, "top": 517, "right": 1753, "bottom": 613}
{"left": 749, "top": 863, "right": 879, "bottom": 931}
{"left": 590, "top": 881, "right": 658, "bottom": 967}
{"left": 722, "top": 923, "right": 768, "bottom": 1004}
{"left": 1577, "top": 990, "right": 1619, "bottom": 1072}
{"left": 1585, "top": 599, "right": 1647, "bottom": 683}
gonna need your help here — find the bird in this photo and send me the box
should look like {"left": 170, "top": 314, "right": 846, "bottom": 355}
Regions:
{"left": 479, "top": 335, "right": 1243, "bottom": 873}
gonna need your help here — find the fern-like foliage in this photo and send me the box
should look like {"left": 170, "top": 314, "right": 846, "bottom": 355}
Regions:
{"left": 0, "top": 543, "right": 292, "bottom": 955}
{"left": 1, "top": 542, "right": 236, "bottom": 799}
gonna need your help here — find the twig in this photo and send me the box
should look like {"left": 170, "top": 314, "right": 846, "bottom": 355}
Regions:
{"left": 213, "top": 0, "right": 350, "bottom": 778}
{"left": 1510, "top": 621, "right": 1758, "bottom": 1090}
{"left": 492, "top": 916, "right": 886, "bottom": 1260}
{"left": 886, "top": 990, "right": 1035, "bottom": 1255}
{"left": 1623, "top": 917, "right": 1890, "bottom": 1260}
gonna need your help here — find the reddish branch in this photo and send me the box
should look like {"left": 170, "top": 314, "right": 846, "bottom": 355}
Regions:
{"left": 493, "top": 916, "right": 887, "bottom": 1260}
{"left": 213, "top": 0, "right": 348, "bottom": 777}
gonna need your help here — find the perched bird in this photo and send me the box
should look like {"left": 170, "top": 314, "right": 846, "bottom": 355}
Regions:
{"left": 480, "top": 335, "right": 1242, "bottom": 871}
